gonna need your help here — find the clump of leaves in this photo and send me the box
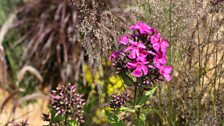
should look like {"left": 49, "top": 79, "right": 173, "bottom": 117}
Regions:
{"left": 106, "top": 22, "right": 172, "bottom": 125}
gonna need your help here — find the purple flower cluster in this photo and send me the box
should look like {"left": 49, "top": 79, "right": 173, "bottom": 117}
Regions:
{"left": 110, "top": 22, "right": 172, "bottom": 83}
{"left": 109, "top": 92, "right": 130, "bottom": 109}
{"left": 50, "top": 83, "right": 85, "bottom": 125}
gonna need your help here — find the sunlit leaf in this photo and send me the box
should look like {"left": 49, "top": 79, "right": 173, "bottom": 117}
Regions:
{"left": 137, "top": 86, "right": 157, "bottom": 106}
{"left": 119, "top": 106, "right": 135, "bottom": 113}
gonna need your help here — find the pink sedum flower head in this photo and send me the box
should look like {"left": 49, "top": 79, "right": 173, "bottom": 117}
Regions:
{"left": 159, "top": 66, "right": 172, "bottom": 81}
{"left": 130, "top": 22, "right": 152, "bottom": 34}
{"left": 124, "top": 40, "right": 146, "bottom": 59}
{"left": 119, "top": 35, "right": 129, "bottom": 45}
{"left": 150, "top": 33, "right": 169, "bottom": 53}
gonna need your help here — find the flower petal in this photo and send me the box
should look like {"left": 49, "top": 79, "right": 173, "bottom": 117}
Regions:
{"left": 130, "top": 25, "right": 136, "bottom": 30}
{"left": 137, "top": 43, "right": 146, "bottom": 49}
{"left": 127, "top": 62, "right": 137, "bottom": 68}
{"left": 156, "top": 33, "right": 161, "bottom": 39}
{"left": 158, "top": 55, "right": 166, "bottom": 64}
{"left": 131, "top": 68, "right": 143, "bottom": 77}
{"left": 164, "top": 74, "right": 171, "bottom": 81}
{"left": 129, "top": 50, "right": 136, "bottom": 59}
{"left": 140, "top": 65, "right": 148, "bottom": 75}
{"left": 164, "top": 66, "right": 172, "bottom": 74}
{"left": 161, "top": 40, "right": 169, "bottom": 52}
{"left": 150, "top": 36, "right": 157, "bottom": 44}
{"left": 120, "top": 35, "right": 129, "bottom": 45}
{"left": 124, "top": 46, "right": 133, "bottom": 52}
{"left": 152, "top": 43, "right": 160, "bottom": 52}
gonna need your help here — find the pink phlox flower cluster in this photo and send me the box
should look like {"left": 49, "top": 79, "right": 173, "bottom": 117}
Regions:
{"left": 110, "top": 22, "right": 172, "bottom": 82}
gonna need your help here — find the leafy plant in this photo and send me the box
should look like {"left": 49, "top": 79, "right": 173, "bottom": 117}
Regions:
{"left": 107, "top": 22, "right": 172, "bottom": 125}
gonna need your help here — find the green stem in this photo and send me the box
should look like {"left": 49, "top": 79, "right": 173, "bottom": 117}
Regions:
{"left": 134, "top": 84, "right": 138, "bottom": 107}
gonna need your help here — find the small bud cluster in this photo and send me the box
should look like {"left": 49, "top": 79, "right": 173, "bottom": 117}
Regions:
{"left": 50, "top": 83, "right": 85, "bottom": 125}
{"left": 109, "top": 92, "right": 130, "bottom": 109}
{"left": 110, "top": 22, "right": 172, "bottom": 86}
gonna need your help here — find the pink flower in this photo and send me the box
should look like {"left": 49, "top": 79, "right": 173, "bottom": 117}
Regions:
{"left": 109, "top": 51, "right": 125, "bottom": 61}
{"left": 119, "top": 35, "right": 129, "bottom": 45}
{"left": 127, "top": 60, "right": 149, "bottom": 77}
{"left": 130, "top": 22, "right": 152, "bottom": 34}
{"left": 124, "top": 40, "right": 146, "bottom": 59}
{"left": 153, "top": 51, "right": 166, "bottom": 69}
{"left": 159, "top": 66, "right": 172, "bottom": 81}
{"left": 150, "top": 33, "right": 169, "bottom": 53}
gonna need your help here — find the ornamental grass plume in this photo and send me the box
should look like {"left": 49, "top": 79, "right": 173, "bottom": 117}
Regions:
{"left": 110, "top": 22, "right": 172, "bottom": 86}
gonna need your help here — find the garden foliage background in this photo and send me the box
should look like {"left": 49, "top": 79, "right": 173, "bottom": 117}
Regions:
{"left": 0, "top": 0, "right": 224, "bottom": 125}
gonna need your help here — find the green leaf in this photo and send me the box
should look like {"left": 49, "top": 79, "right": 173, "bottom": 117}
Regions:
{"left": 137, "top": 86, "right": 157, "bottom": 106}
{"left": 139, "top": 113, "right": 146, "bottom": 121}
{"left": 119, "top": 72, "right": 134, "bottom": 86}
{"left": 145, "top": 86, "right": 157, "bottom": 96}
{"left": 119, "top": 107, "right": 135, "bottom": 113}
{"left": 106, "top": 110, "right": 126, "bottom": 126}
{"left": 68, "top": 120, "right": 78, "bottom": 126}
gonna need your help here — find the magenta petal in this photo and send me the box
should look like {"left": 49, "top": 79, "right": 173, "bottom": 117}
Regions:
{"left": 139, "top": 29, "right": 145, "bottom": 34}
{"left": 120, "top": 36, "right": 129, "bottom": 45}
{"left": 150, "top": 36, "right": 157, "bottom": 44}
{"left": 127, "top": 62, "right": 137, "bottom": 68}
{"left": 164, "top": 66, "right": 172, "bottom": 74}
{"left": 137, "top": 43, "right": 146, "bottom": 48}
{"left": 137, "top": 56, "right": 146, "bottom": 62}
{"left": 153, "top": 43, "right": 160, "bottom": 51}
{"left": 141, "top": 65, "right": 148, "bottom": 75}
{"left": 164, "top": 74, "right": 171, "bottom": 81}
{"left": 124, "top": 46, "right": 132, "bottom": 52}
{"left": 158, "top": 55, "right": 166, "bottom": 64}
{"left": 129, "top": 50, "right": 136, "bottom": 59}
{"left": 129, "top": 40, "right": 137, "bottom": 45}
{"left": 156, "top": 33, "right": 161, "bottom": 39}
{"left": 132, "top": 68, "right": 143, "bottom": 77}
{"left": 155, "top": 62, "right": 163, "bottom": 69}
{"left": 130, "top": 25, "right": 136, "bottom": 30}
{"left": 161, "top": 40, "right": 169, "bottom": 52}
